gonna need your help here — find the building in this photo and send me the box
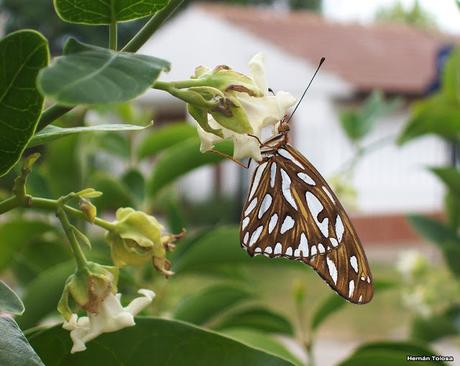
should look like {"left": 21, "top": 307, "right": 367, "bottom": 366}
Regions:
{"left": 139, "top": 3, "right": 455, "bottom": 244}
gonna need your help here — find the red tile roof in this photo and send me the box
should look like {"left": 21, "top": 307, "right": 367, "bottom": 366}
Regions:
{"left": 198, "top": 3, "right": 458, "bottom": 94}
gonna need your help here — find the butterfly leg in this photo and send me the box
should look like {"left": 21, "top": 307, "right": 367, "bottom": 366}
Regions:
{"left": 208, "top": 148, "right": 249, "bottom": 169}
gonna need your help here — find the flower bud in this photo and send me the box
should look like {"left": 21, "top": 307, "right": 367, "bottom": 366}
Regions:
{"left": 79, "top": 198, "right": 97, "bottom": 223}
{"left": 58, "top": 262, "right": 119, "bottom": 320}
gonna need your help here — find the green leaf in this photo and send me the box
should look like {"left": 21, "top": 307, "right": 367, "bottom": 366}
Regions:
{"left": 214, "top": 307, "right": 294, "bottom": 335}
{"left": 411, "top": 306, "right": 460, "bottom": 342}
{"left": 0, "top": 30, "right": 49, "bottom": 177}
{"left": 28, "top": 123, "right": 150, "bottom": 147}
{"left": 223, "top": 328, "right": 303, "bottom": 366}
{"left": 54, "top": 0, "right": 168, "bottom": 25}
{"left": 407, "top": 214, "right": 460, "bottom": 247}
{"left": 430, "top": 167, "right": 460, "bottom": 198}
{"left": 29, "top": 317, "right": 295, "bottom": 366}
{"left": 444, "top": 191, "right": 460, "bottom": 230}
{"left": 37, "top": 38, "right": 170, "bottom": 106}
{"left": 173, "top": 285, "right": 252, "bottom": 325}
{"left": 0, "top": 317, "right": 45, "bottom": 366}
{"left": 89, "top": 172, "right": 135, "bottom": 211}
{"left": 441, "top": 47, "right": 460, "bottom": 102}
{"left": 311, "top": 294, "right": 346, "bottom": 332}
{"left": 172, "top": 226, "right": 299, "bottom": 274}
{"left": 398, "top": 95, "right": 460, "bottom": 144}
{"left": 338, "top": 341, "right": 448, "bottom": 366}
{"left": 0, "top": 281, "right": 24, "bottom": 315}
{"left": 122, "top": 169, "right": 145, "bottom": 203}
{"left": 311, "top": 279, "right": 397, "bottom": 333}
{"left": 96, "top": 132, "right": 131, "bottom": 159}
{"left": 17, "top": 261, "right": 74, "bottom": 329}
{"left": 0, "top": 219, "right": 56, "bottom": 271}
{"left": 148, "top": 138, "right": 232, "bottom": 197}
{"left": 138, "top": 122, "right": 197, "bottom": 159}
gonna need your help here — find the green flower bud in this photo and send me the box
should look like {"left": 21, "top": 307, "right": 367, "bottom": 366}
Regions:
{"left": 58, "top": 262, "right": 119, "bottom": 320}
{"left": 79, "top": 198, "right": 97, "bottom": 223}
{"left": 105, "top": 208, "right": 184, "bottom": 277}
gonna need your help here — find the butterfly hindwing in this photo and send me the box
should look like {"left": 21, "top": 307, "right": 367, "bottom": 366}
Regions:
{"left": 240, "top": 144, "right": 373, "bottom": 304}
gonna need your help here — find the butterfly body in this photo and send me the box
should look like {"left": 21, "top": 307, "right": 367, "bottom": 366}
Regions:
{"left": 240, "top": 131, "right": 374, "bottom": 304}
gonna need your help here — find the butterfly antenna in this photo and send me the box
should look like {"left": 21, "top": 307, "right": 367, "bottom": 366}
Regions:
{"left": 286, "top": 57, "right": 325, "bottom": 123}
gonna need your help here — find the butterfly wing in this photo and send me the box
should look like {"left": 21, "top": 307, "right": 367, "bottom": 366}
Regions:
{"left": 240, "top": 144, "right": 373, "bottom": 304}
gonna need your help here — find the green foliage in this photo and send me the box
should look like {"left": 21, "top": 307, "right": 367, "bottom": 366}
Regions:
{"left": 28, "top": 123, "right": 150, "bottom": 147}
{"left": 148, "top": 138, "right": 232, "bottom": 197}
{"left": 222, "top": 328, "right": 303, "bottom": 366}
{"left": 138, "top": 122, "right": 196, "bottom": 159}
{"left": 0, "top": 281, "right": 24, "bottom": 315}
{"left": 89, "top": 172, "right": 135, "bottom": 211}
{"left": 399, "top": 48, "right": 460, "bottom": 144}
{"left": 411, "top": 306, "right": 460, "bottom": 342}
{"left": 0, "top": 30, "right": 49, "bottom": 177}
{"left": 38, "top": 39, "right": 170, "bottom": 105}
{"left": 54, "top": 0, "right": 168, "bottom": 24}
{"left": 29, "top": 317, "right": 295, "bottom": 366}
{"left": 430, "top": 167, "right": 460, "bottom": 199}
{"left": 173, "top": 284, "right": 252, "bottom": 325}
{"left": 340, "top": 90, "right": 400, "bottom": 144}
{"left": 0, "top": 317, "right": 45, "bottom": 366}
{"left": 375, "top": 0, "right": 437, "bottom": 29}
{"left": 214, "top": 307, "right": 294, "bottom": 335}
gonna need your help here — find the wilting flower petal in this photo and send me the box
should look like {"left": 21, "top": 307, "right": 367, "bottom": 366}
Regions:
{"left": 63, "top": 289, "right": 155, "bottom": 353}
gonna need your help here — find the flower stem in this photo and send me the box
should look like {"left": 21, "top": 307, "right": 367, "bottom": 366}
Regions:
{"left": 30, "top": 197, "right": 115, "bottom": 231}
{"left": 56, "top": 207, "right": 88, "bottom": 270}
{"left": 121, "top": 0, "right": 184, "bottom": 52}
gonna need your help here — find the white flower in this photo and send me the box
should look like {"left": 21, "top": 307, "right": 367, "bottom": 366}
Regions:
{"left": 63, "top": 289, "right": 155, "bottom": 353}
{"left": 396, "top": 250, "right": 428, "bottom": 279}
{"left": 194, "top": 53, "right": 296, "bottom": 161}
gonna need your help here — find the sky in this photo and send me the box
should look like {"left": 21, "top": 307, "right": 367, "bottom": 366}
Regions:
{"left": 322, "top": 0, "right": 460, "bottom": 34}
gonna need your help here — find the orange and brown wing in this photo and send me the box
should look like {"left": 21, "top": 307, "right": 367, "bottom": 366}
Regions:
{"left": 240, "top": 144, "right": 373, "bottom": 304}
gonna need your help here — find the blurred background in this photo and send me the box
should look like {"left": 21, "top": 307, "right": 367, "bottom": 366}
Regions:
{"left": 1, "top": 1, "right": 460, "bottom": 365}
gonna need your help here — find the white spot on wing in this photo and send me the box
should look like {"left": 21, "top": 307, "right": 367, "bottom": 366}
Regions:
{"left": 285, "top": 247, "right": 293, "bottom": 256}
{"left": 274, "top": 243, "right": 282, "bottom": 255}
{"left": 330, "top": 238, "right": 339, "bottom": 247}
{"left": 278, "top": 148, "right": 304, "bottom": 169}
{"left": 249, "top": 226, "right": 263, "bottom": 247}
{"left": 350, "top": 256, "right": 358, "bottom": 273}
{"left": 264, "top": 246, "right": 272, "bottom": 254}
{"left": 297, "top": 172, "right": 316, "bottom": 185}
{"left": 310, "top": 245, "right": 317, "bottom": 256}
{"left": 243, "top": 232, "right": 249, "bottom": 245}
{"left": 268, "top": 214, "right": 278, "bottom": 234}
{"left": 299, "top": 233, "right": 309, "bottom": 257}
{"left": 322, "top": 186, "right": 335, "bottom": 203}
{"left": 336, "top": 215, "right": 344, "bottom": 242}
{"left": 318, "top": 243, "right": 325, "bottom": 254}
{"left": 306, "top": 192, "right": 329, "bottom": 237}
{"left": 358, "top": 295, "right": 363, "bottom": 303}
{"left": 244, "top": 198, "right": 258, "bottom": 216}
{"left": 280, "top": 215, "right": 295, "bottom": 234}
{"left": 280, "top": 169, "right": 298, "bottom": 210}
{"left": 242, "top": 217, "right": 250, "bottom": 230}
{"left": 248, "top": 162, "right": 268, "bottom": 200}
{"left": 326, "top": 256, "right": 338, "bottom": 285}
{"left": 270, "top": 163, "right": 277, "bottom": 188}
{"left": 258, "top": 194, "right": 272, "bottom": 219}
{"left": 255, "top": 247, "right": 262, "bottom": 253}
{"left": 348, "top": 280, "right": 355, "bottom": 298}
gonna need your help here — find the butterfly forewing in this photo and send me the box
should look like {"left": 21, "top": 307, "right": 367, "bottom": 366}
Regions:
{"left": 240, "top": 144, "right": 373, "bottom": 304}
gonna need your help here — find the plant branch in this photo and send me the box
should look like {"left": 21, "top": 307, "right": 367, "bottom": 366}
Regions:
{"left": 35, "top": 1, "right": 183, "bottom": 131}
{"left": 56, "top": 206, "right": 88, "bottom": 270}
{"left": 122, "top": 0, "right": 184, "bottom": 52}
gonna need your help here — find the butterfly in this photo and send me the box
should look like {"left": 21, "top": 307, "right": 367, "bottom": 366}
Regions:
{"left": 240, "top": 118, "right": 374, "bottom": 304}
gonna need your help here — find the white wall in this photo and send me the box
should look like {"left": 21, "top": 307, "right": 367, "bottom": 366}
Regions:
{"left": 139, "top": 6, "right": 446, "bottom": 214}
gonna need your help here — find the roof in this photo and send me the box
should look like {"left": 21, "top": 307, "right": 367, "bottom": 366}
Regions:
{"left": 197, "top": 3, "right": 458, "bottom": 94}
